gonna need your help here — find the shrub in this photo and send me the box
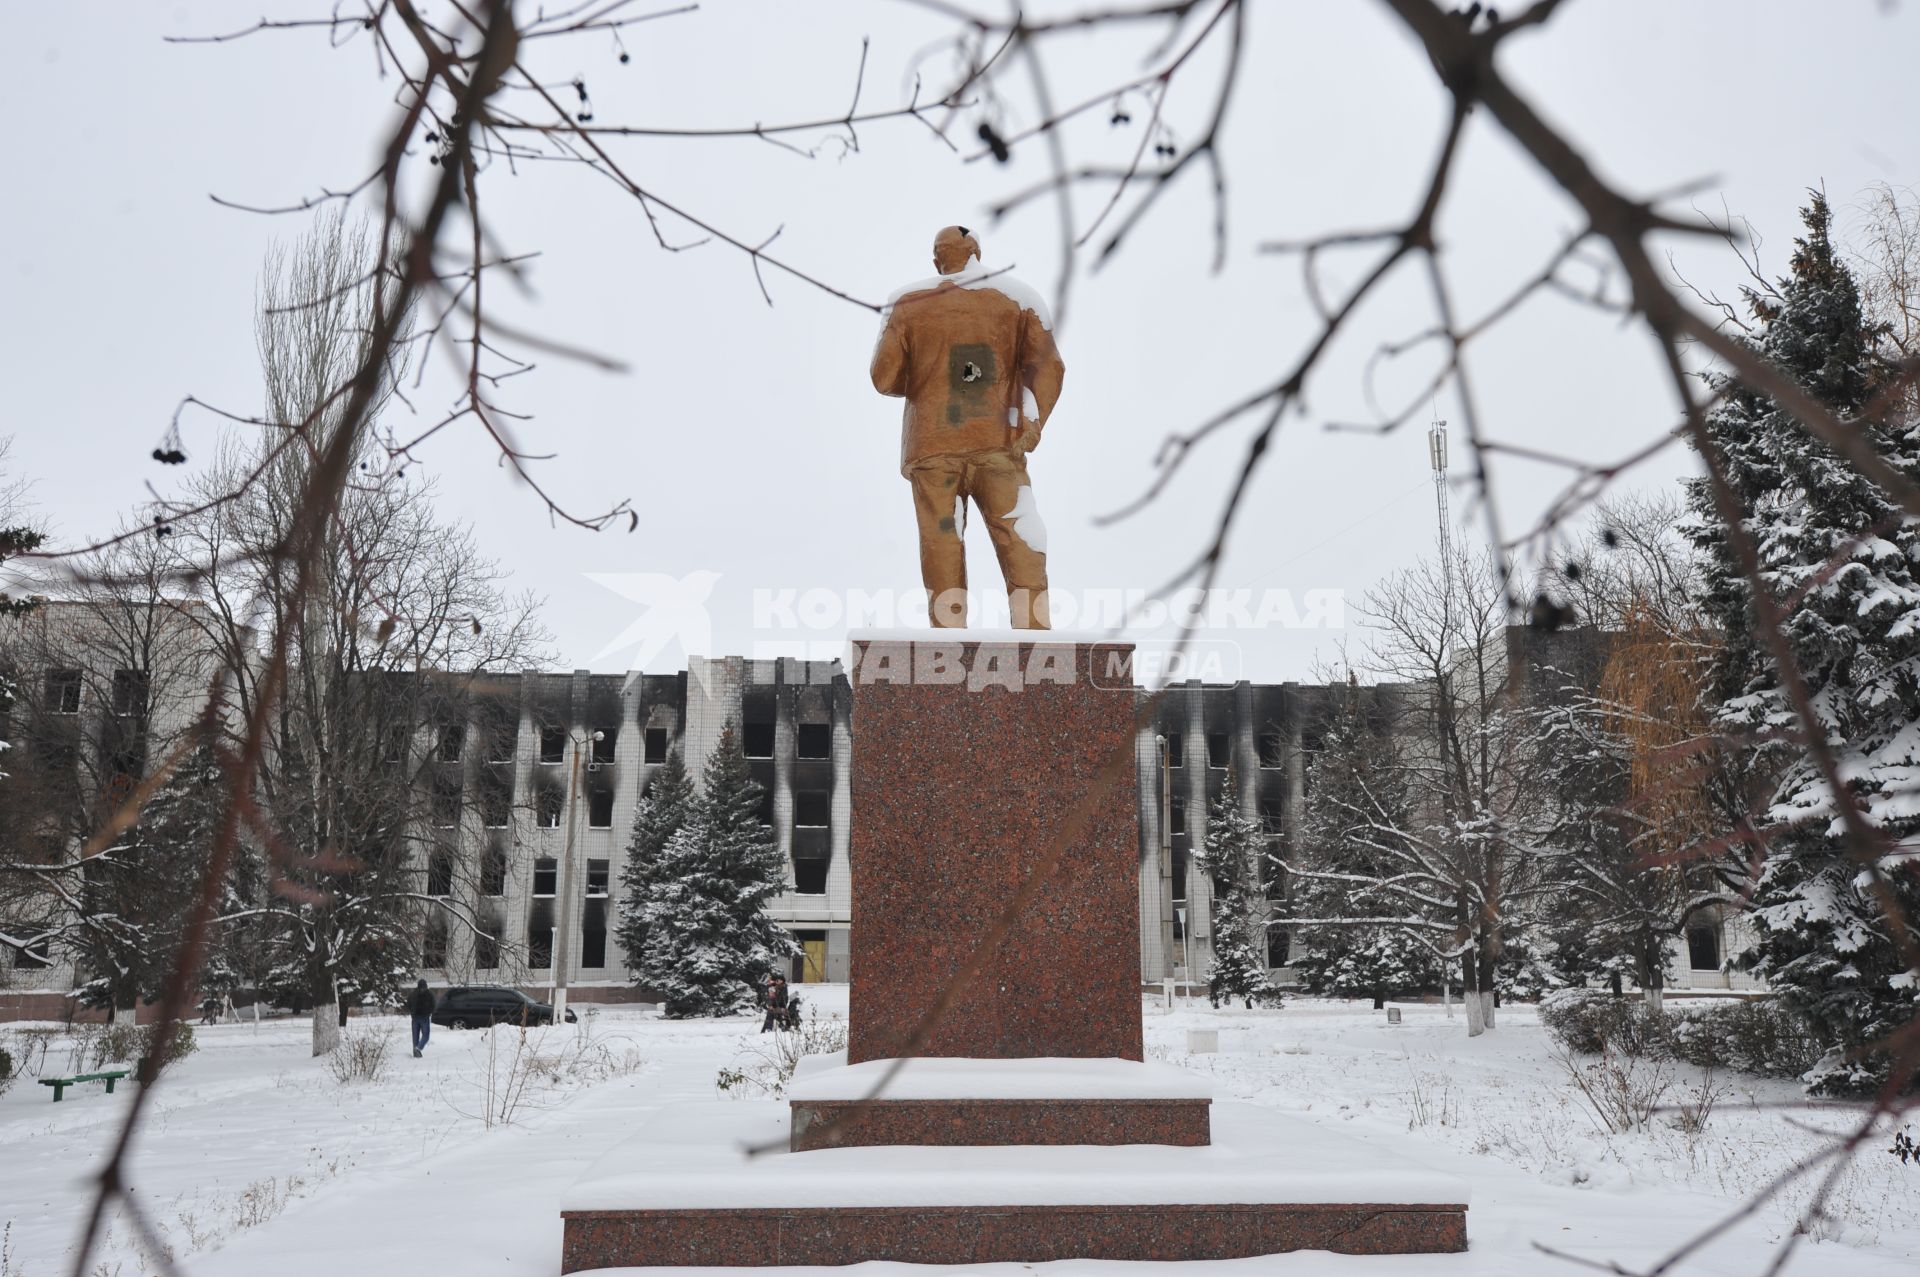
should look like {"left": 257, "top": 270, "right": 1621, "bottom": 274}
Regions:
{"left": 0, "top": 1045, "right": 13, "bottom": 1099}
{"left": 1539, "top": 989, "right": 1823, "bottom": 1081}
{"left": 86, "top": 1021, "right": 142, "bottom": 1069}
{"left": 326, "top": 1027, "right": 392, "bottom": 1084}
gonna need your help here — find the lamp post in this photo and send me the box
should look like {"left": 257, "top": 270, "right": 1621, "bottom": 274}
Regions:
{"left": 552, "top": 728, "right": 603, "bottom": 1022}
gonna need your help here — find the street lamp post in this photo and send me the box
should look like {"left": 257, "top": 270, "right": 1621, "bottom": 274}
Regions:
{"left": 552, "top": 728, "right": 602, "bottom": 1022}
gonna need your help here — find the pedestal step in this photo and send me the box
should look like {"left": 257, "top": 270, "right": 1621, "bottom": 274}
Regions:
{"left": 560, "top": 1100, "right": 1470, "bottom": 1271}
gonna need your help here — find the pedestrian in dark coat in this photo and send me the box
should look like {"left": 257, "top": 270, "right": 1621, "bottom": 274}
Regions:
{"left": 760, "top": 973, "right": 790, "bottom": 1033}
{"left": 409, "top": 979, "right": 436, "bottom": 1057}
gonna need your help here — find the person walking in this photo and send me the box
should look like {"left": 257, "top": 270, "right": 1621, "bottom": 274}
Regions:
{"left": 760, "top": 972, "right": 791, "bottom": 1033}
{"left": 409, "top": 979, "right": 436, "bottom": 1057}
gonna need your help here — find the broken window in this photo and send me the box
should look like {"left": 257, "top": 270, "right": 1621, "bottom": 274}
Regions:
{"left": 481, "top": 846, "right": 507, "bottom": 897}
{"left": 743, "top": 720, "right": 775, "bottom": 759}
{"left": 1257, "top": 731, "right": 1283, "bottom": 769}
{"left": 535, "top": 780, "right": 564, "bottom": 828}
{"left": 45, "top": 669, "right": 82, "bottom": 714}
{"left": 111, "top": 669, "right": 150, "bottom": 718}
{"left": 533, "top": 858, "right": 558, "bottom": 896}
{"left": 538, "top": 723, "right": 566, "bottom": 764}
{"left": 582, "top": 897, "right": 608, "bottom": 969}
{"left": 1165, "top": 732, "right": 1182, "bottom": 767}
{"left": 794, "top": 790, "right": 830, "bottom": 828}
{"left": 797, "top": 723, "right": 831, "bottom": 760}
{"left": 644, "top": 726, "right": 669, "bottom": 763}
{"left": 437, "top": 721, "right": 464, "bottom": 763}
{"left": 588, "top": 781, "right": 614, "bottom": 829}
{"left": 483, "top": 707, "right": 518, "bottom": 763}
{"left": 478, "top": 769, "right": 513, "bottom": 828}
{"left": 792, "top": 855, "right": 829, "bottom": 895}
{"left": 586, "top": 859, "right": 610, "bottom": 896}
{"left": 1687, "top": 923, "right": 1721, "bottom": 971}
{"left": 426, "top": 850, "right": 455, "bottom": 897}
{"left": 475, "top": 908, "right": 502, "bottom": 969}
{"left": 527, "top": 900, "right": 554, "bottom": 969}
{"left": 1205, "top": 733, "right": 1230, "bottom": 769}
{"left": 422, "top": 916, "right": 448, "bottom": 968}
{"left": 592, "top": 728, "right": 617, "bottom": 764}
{"left": 1266, "top": 928, "right": 1291, "bottom": 969}
{"left": 430, "top": 772, "right": 461, "bottom": 827}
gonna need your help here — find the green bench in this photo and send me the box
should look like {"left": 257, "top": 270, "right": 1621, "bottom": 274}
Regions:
{"left": 38, "top": 1069, "right": 130, "bottom": 1102}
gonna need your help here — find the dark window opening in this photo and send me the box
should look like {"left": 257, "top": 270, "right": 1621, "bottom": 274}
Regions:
{"left": 111, "top": 669, "right": 150, "bottom": 718}
{"left": 1166, "top": 732, "right": 1183, "bottom": 766}
{"left": 1267, "top": 928, "right": 1291, "bottom": 969}
{"left": 475, "top": 910, "right": 502, "bottom": 969}
{"left": 1169, "top": 792, "right": 1187, "bottom": 838}
{"left": 1260, "top": 799, "right": 1284, "bottom": 837}
{"left": 743, "top": 720, "right": 775, "bottom": 759}
{"left": 592, "top": 728, "right": 617, "bottom": 764}
{"left": 430, "top": 773, "right": 461, "bottom": 828}
{"left": 539, "top": 724, "right": 566, "bottom": 764}
{"left": 797, "top": 723, "right": 831, "bottom": 759}
{"left": 1687, "top": 923, "right": 1721, "bottom": 971}
{"left": 582, "top": 898, "right": 608, "bottom": 969}
{"left": 793, "top": 856, "right": 829, "bottom": 895}
{"left": 422, "top": 917, "right": 448, "bottom": 968}
{"left": 1172, "top": 846, "right": 1189, "bottom": 902}
{"left": 1257, "top": 731, "right": 1283, "bottom": 769}
{"left": 46, "top": 669, "right": 82, "bottom": 714}
{"left": 644, "top": 726, "right": 669, "bottom": 763}
{"left": 483, "top": 710, "right": 517, "bottom": 763}
{"left": 482, "top": 847, "right": 507, "bottom": 897}
{"left": 437, "top": 721, "right": 464, "bottom": 763}
{"left": 757, "top": 787, "right": 775, "bottom": 827}
{"left": 533, "top": 858, "right": 558, "bottom": 896}
{"left": 426, "top": 850, "right": 455, "bottom": 897}
{"left": 1206, "top": 733, "right": 1230, "bottom": 769}
{"left": 527, "top": 899, "right": 554, "bottom": 969}
{"left": 794, "top": 790, "right": 830, "bottom": 828}
{"left": 478, "top": 769, "right": 512, "bottom": 828}
{"left": 11, "top": 930, "right": 52, "bottom": 969}
{"left": 384, "top": 722, "right": 410, "bottom": 764}
{"left": 534, "top": 782, "right": 563, "bottom": 828}
{"left": 586, "top": 858, "right": 610, "bottom": 897}
{"left": 588, "top": 783, "right": 614, "bottom": 829}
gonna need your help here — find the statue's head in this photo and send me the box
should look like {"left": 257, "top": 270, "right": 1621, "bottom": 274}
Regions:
{"left": 933, "top": 225, "right": 981, "bottom": 275}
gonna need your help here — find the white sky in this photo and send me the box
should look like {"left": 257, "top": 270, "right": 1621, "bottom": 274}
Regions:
{"left": 4, "top": 1, "right": 1916, "bottom": 682}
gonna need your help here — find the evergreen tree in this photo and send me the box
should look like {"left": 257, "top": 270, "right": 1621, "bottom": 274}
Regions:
{"left": 1685, "top": 191, "right": 1920, "bottom": 1095}
{"left": 635, "top": 724, "right": 797, "bottom": 1017}
{"left": 1197, "top": 774, "right": 1279, "bottom": 1008}
{"left": 1289, "top": 683, "right": 1437, "bottom": 1006}
{"left": 0, "top": 501, "right": 43, "bottom": 787}
{"left": 617, "top": 748, "right": 693, "bottom": 977}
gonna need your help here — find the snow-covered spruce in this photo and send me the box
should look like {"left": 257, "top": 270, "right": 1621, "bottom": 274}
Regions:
{"left": 1196, "top": 774, "right": 1280, "bottom": 1009}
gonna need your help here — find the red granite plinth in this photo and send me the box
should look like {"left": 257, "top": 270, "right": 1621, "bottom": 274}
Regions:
{"left": 846, "top": 637, "right": 1142, "bottom": 1064}
{"left": 560, "top": 1201, "right": 1468, "bottom": 1270}
{"left": 789, "top": 1096, "right": 1211, "bottom": 1151}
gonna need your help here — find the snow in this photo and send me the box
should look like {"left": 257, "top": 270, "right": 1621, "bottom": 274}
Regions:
{"left": 787, "top": 1055, "right": 1213, "bottom": 1101}
{"left": 2, "top": 990, "right": 1916, "bottom": 1275}
{"left": 1005, "top": 484, "right": 1048, "bottom": 555}
{"left": 879, "top": 263, "right": 1055, "bottom": 331}
{"left": 563, "top": 1099, "right": 1464, "bottom": 1211}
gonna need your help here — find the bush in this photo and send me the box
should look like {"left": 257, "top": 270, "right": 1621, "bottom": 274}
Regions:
{"left": 1539, "top": 988, "right": 1823, "bottom": 1081}
{"left": 327, "top": 1026, "right": 392, "bottom": 1084}
{"left": 86, "top": 1021, "right": 142, "bottom": 1069}
{"left": 0, "top": 1045, "right": 14, "bottom": 1099}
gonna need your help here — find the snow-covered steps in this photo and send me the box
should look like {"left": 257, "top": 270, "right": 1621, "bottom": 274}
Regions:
{"left": 786, "top": 1054, "right": 1213, "bottom": 1150}
{"left": 560, "top": 1099, "right": 1468, "bottom": 1269}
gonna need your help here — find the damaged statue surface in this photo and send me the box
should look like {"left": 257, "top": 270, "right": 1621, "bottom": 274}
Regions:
{"left": 870, "top": 226, "right": 1065, "bottom": 629}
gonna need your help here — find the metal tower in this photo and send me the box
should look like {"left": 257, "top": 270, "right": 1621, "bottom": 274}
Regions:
{"left": 1428, "top": 416, "right": 1451, "bottom": 558}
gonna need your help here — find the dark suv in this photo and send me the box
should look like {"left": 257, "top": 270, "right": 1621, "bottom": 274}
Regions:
{"left": 431, "top": 986, "right": 557, "bottom": 1029}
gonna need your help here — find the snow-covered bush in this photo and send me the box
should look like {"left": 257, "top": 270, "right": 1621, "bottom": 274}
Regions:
{"left": 715, "top": 1010, "right": 848, "bottom": 1098}
{"left": 1541, "top": 989, "right": 1822, "bottom": 1080}
{"left": 0, "top": 1045, "right": 13, "bottom": 1099}
{"left": 85, "top": 1022, "right": 142, "bottom": 1068}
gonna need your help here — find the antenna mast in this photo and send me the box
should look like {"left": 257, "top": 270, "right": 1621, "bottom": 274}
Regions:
{"left": 1428, "top": 416, "right": 1451, "bottom": 559}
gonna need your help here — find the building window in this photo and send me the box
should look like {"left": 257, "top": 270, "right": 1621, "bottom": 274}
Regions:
{"left": 793, "top": 856, "right": 829, "bottom": 895}
{"left": 1172, "top": 846, "right": 1189, "bottom": 903}
{"left": 475, "top": 907, "right": 502, "bottom": 970}
{"left": 422, "top": 916, "right": 448, "bottom": 968}
{"left": 1687, "top": 923, "right": 1721, "bottom": 971}
{"left": 478, "top": 769, "right": 512, "bottom": 828}
{"left": 588, "top": 782, "right": 614, "bottom": 829}
{"left": 794, "top": 790, "right": 830, "bottom": 828}
{"left": 743, "top": 720, "right": 776, "bottom": 759}
{"left": 437, "top": 721, "right": 464, "bottom": 763}
{"left": 1169, "top": 792, "right": 1187, "bottom": 838}
{"left": 1260, "top": 799, "right": 1284, "bottom": 838}
{"left": 1206, "top": 733, "right": 1230, "bottom": 769}
{"left": 45, "top": 669, "right": 82, "bottom": 715}
{"left": 644, "top": 726, "right": 669, "bottom": 763}
{"left": 1257, "top": 731, "right": 1283, "bottom": 769}
{"left": 592, "top": 728, "right": 617, "bottom": 764}
{"left": 430, "top": 773, "right": 461, "bottom": 828}
{"left": 481, "top": 846, "right": 507, "bottom": 897}
{"left": 111, "top": 669, "right": 150, "bottom": 718}
{"left": 1165, "top": 732, "right": 1182, "bottom": 767}
{"left": 426, "top": 849, "right": 454, "bottom": 897}
{"left": 539, "top": 724, "right": 566, "bottom": 764}
{"left": 10, "top": 928, "right": 52, "bottom": 969}
{"left": 582, "top": 897, "right": 608, "bottom": 969}
{"left": 797, "top": 723, "right": 831, "bottom": 760}
{"left": 1267, "top": 928, "right": 1291, "bottom": 969}
{"left": 586, "top": 859, "right": 610, "bottom": 896}
{"left": 535, "top": 780, "right": 563, "bottom": 828}
{"left": 384, "top": 722, "right": 410, "bottom": 764}
{"left": 533, "top": 858, "right": 558, "bottom": 896}
{"left": 757, "top": 788, "right": 776, "bottom": 828}
{"left": 527, "top": 899, "right": 554, "bottom": 969}
{"left": 483, "top": 710, "right": 517, "bottom": 763}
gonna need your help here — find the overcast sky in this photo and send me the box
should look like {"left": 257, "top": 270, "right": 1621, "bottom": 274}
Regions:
{"left": 4, "top": 1, "right": 1917, "bottom": 683}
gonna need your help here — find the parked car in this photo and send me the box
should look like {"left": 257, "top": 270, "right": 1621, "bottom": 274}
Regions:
{"left": 431, "top": 986, "right": 557, "bottom": 1029}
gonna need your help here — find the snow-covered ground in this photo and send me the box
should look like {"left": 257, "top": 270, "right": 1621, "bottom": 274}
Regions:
{"left": 1, "top": 991, "right": 1914, "bottom": 1276}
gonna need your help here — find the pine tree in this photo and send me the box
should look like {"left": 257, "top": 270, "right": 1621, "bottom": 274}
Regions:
{"left": 0, "top": 511, "right": 43, "bottom": 786}
{"left": 1197, "top": 774, "right": 1279, "bottom": 1008}
{"left": 1289, "top": 683, "right": 1437, "bottom": 1005}
{"left": 1685, "top": 191, "right": 1920, "bottom": 1095}
{"left": 617, "top": 748, "right": 692, "bottom": 977}
{"left": 635, "top": 724, "right": 797, "bottom": 1017}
